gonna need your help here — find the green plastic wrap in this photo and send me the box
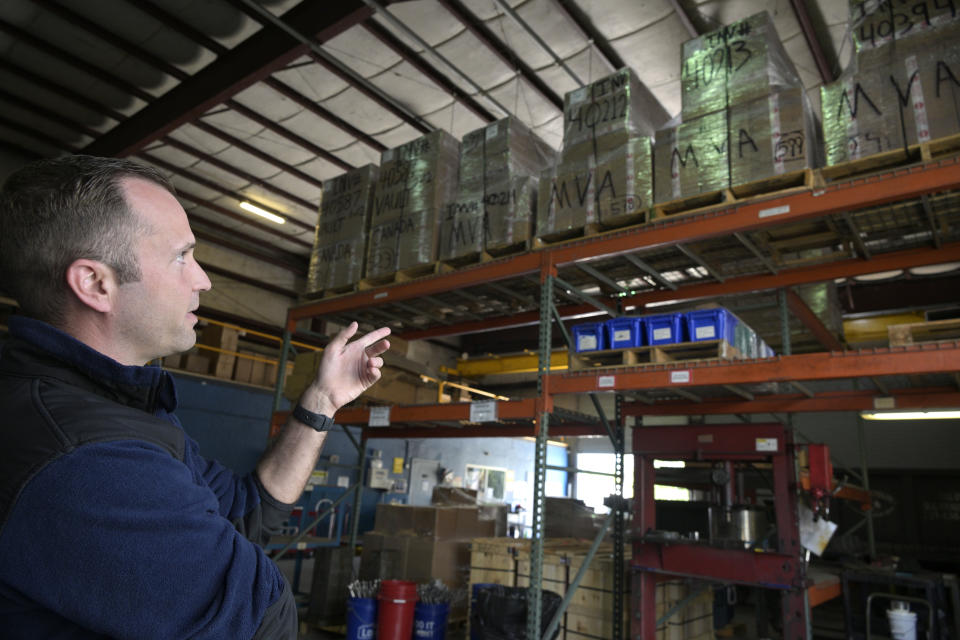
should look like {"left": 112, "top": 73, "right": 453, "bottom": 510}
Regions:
{"left": 680, "top": 12, "right": 802, "bottom": 120}
{"left": 850, "top": 0, "right": 960, "bottom": 55}
{"left": 441, "top": 118, "right": 554, "bottom": 261}
{"left": 728, "top": 88, "right": 821, "bottom": 187}
{"left": 367, "top": 130, "right": 460, "bottom": 278}
{"left": 562, "top": 67, "right": 669, "bottom": 162}
{"left": 653, "top": 110, "right": 729, "bottom": 204}
{"left": 307, "top": 164, "right": 378, "bottom": 293}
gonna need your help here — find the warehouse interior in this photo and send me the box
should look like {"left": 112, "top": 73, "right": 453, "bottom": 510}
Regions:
{"left": 1, "top": 0, "right": 960, "bottom": 638}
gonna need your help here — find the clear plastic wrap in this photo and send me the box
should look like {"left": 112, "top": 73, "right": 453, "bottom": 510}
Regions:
{"left": 537, "top": 160, "right": 592, "bottom": 238}
{"left": 367, "top": 130, "right": 460, "bottom": 277}
{"left": 850, "top": 0, "right": 960, "bottom": 54}
{"left": 728, "top": 87, "right": 821, "bottom": 186}
{"left": 681, "top": 12, "right": 802, "bottom": 120}
{"left": 442, "top": 118, "right": 555, "bottom": 260}
{"left": 562, "top": 67, "right": 669, "bottom": 161}
{"left": 306, "top": 164, "right": 378, "bottom": 293}
{"left": 653, "top": 110, "right": 729, "bottom": 203}
{"left": 821, "top": 21, "right": 960, "bottom": 165}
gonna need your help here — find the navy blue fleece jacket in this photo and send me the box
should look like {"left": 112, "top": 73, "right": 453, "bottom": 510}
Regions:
{"left": 0, "top": 317, "right": 298, "bottom": 639}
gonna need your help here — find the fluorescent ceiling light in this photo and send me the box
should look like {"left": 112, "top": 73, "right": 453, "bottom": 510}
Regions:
{"left": 861, "top": 410, "right": 960, "bottom": 420}
{"left": 909, "top": 262, "right": 960, "bottom": 276}
{"left": 240, "top": 201, "right": 285, "bottom": 224}
{"left": 653, "top": 460, "right": 686, "bottom": 468}
{"left": 854, "top": 269, "right": 903, "bottom": 282}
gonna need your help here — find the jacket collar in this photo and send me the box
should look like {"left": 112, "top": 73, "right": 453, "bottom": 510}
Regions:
{"left": 3, "top": 315, "right": 179, "bottom": 414}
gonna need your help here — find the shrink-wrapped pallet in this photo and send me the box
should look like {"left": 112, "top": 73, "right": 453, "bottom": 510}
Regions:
{"left": 821, "top": 22, "right": 960, "bottom": 165}
{"left": 850, "top": 0, "right": 960, "bottom": 55}
{"left": 562, "top": 67, "right": 669, "bottom": 161}
{"left": 367, "top": 130, "right": 459, "bottom": 278}
{"left": 728, "top": 87, "right": 820, "bottom": 186}
{"left": 681, "top": 11, "right": 802, "bottom": 120}
{"left": 652, "top": 111, "right": 729, "bottom": 203}
{"left": 441, "top": 118, "right": 554, "bottom": 261}
{"left": 306, "top": 164, "right": 378, "bottom": 294}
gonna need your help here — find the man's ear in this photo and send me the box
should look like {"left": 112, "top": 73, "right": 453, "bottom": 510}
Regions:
{"left": 65, "top": 259, "right": 115, "bottom": 313}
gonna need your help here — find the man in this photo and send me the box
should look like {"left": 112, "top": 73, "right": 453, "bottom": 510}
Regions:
{"left": 0, "top": 155, "right": 390, "bottom": 638}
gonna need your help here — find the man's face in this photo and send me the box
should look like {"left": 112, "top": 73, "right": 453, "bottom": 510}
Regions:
{"left": 113, "top": 178, "right": 211, "bottom": 365}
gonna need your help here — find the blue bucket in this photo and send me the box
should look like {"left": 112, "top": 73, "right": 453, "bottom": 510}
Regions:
{"left": 414, "top": 602, "right": 450, "bottom": 640}
{"left": 347, "top": 597, "right": 378, "bottom": 640}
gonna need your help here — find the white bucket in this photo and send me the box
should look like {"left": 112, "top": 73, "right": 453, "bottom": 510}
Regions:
{"left": 887, "top": 603, "right": 918, "bottom": 640}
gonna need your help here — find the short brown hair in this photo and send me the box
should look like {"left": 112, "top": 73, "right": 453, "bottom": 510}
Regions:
{"left": 0, "top": 155, "right": 175, "bottom": 324}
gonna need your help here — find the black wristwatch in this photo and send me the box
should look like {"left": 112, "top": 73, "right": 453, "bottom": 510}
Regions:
{"left": 292, "top": 404, "right": 334, "bottom": 432}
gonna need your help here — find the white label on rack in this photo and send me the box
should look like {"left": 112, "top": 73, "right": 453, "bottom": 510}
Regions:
{"left": 670, "top": 370, "right": 691, "bottom": 384}
{"left": 578, "top": 334, "right": 597, "bottom": 351}
{"left": 613, "top": 329, "right": 631, "bottom": 342}
{"left": 470, "top": 400, "right": 497, "bottom": 423}
{"left": 653, "top": 327, "right": 672, "bottom": 341}
{"left": 598, "top": 375, "right": 615, "bottom": 388}
{"left": 695, "top": 325, "right": 716, "bottom": 339}
{"left": 374, "top": 291, "right": 388, "bottom": 300}
{"left": 874, "top": 396, "right": 896, "bottom": 410}
{"left": 486, "top": 123, "right": 498, "bottom": 140}
{"left": 369, "top": 406, "right": 391, "bottom": 427}
{"left": 758, "top": 204, "right": 790, "bottom": 218}
{"left": 756, "top": 437, "right": 778, "bottom": 452}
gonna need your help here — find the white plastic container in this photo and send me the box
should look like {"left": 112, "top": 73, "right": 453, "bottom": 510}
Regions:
{"left": 887, "top": 601, "right": 917, "bottom": 640}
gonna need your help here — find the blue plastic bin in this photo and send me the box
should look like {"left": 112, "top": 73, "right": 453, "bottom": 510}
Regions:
{"left": 572, "top": 322, "right": 606, "bottom": 352}
{"left": 686, "top": 309, "right": 738, "bottom": 343}
{"left": 414, "top": 602, "right": 450, "bottom": 640}
{"left": 347, "top": 597, "right": 378, "bottom": 640}
{"left": 644, "top": 313, "right": 684, "bottom": 345}
{"left": 606, "top": 317, "right": 644, "bottom": 349}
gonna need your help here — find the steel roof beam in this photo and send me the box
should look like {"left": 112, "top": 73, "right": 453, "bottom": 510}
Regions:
{"left": 188, "top": 219, "right": 307, "bottom": 272}
{"left": 362, "top": 19, "right": 496, "bottom": 123}
{"left": 85, "top": 1, "right": 374, "bottom": 157}
{"left": 785, "top": 288, "right": 844, "bottom": 351}
{"left": 0, "top": 88, "right": 99, "bottom": 140}
{"left": 0, "top": 116, "right": 76, "bottom": 153}
{"left": 139, "top": 151, "right": 314, "bottom": 232}
{"left": 159, "top": 136, "right": 317, "bottom": 210}
{"left": 221, "top": 100, "right": 353, "bottom": 172}
{"left": 176, "top": 190, "right": 312, "bottom": 250}
{"left": 621, "top": 253, "right": 678, "bottom": 290}
{"left": 0, "top": 17, "right": 153, "bottom": 102}
{"left": 492, "top": 0, "right": 583, "bottom": 87}
{"left": 198, "top": 261, "right": 298, "bottom": 298}
{"left": 577, "top": 263, "right": 628, "bottom": 294}
{"left": 667, "top": 0, "right": 700, "bottom": 38}
{"left": 789, "top": 0, "right": 837, "bottom": 84}
{"left": 438, "top": 0, "right": 563, "bottom": 110}
{"left": 555, "top": 0, "right": 626, "bottom": 70}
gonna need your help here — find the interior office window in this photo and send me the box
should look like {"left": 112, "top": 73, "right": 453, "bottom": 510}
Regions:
{"left": 575, "top": 454, "right": 690, "bottom": 513}
{"left": 465, "top": 464, "right": 507, "bottom": 501}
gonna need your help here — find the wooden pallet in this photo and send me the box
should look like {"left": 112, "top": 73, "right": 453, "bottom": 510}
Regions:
{"left": 301, "top": 282, "right": 359, "bottom": 300}
{"left": 359, "top": 262, "right": 442, "bottom": 289}
{"left": 440, "top": 250, "right": 493, "bottom": 270}
{"left": 822, "top": 132, "right": 960, "bottom": 182}
{"left": 729, "top": 167, "right": 821, "bottom": 199}
{"left": 533, "top": 222, "right": 601, "bottom": 248}
{"left": 570, "top": 339, "right": 740, "bottom": 371}
{"left": 652, "top": 188, "right": 731, "bottom": 220}
{"left": 485, "top": 238, "right": 531, "bottom": 258}
{"left": 888, "top": 317, "right": 960, "bottom": 347}
{"left": 597, "top": 207, "right": 649, "bottom": 231}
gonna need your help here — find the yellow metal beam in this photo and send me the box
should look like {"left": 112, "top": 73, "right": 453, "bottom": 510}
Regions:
{"left": 456, "top": 350, "right": 569, "bottom": 377}
{"left": 843, "top": 312, "right": 925, "bottom": 345}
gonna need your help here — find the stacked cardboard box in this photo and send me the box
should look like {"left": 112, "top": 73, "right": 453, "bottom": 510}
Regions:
{"left": 655, "top": 12, "right": 817, "bottom": 203}
{"left": 360, "top": 504, "right": 502, "bottom": 617}
{"left": 538, "top": 68, "right": 669, "bottom": 237}
{"left": 367, "top": 131, "right": 460, "bottom": 278}
{"left": 849, "top": 0, "right": 960, "bottom": 56}
{"left": 821, "top": 19, "right": 960, "bottom": 165}
{"left": 440, "top": 118, "right": 553, "bottom": 261}
{"left": 469, "top": 538, "right": 714, "bottom": 640}
{"left": 307, "top": 164, "right": 378, "bottom": 294}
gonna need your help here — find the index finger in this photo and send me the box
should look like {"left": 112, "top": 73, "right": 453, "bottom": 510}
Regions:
{"left": 358, "top": 326, "right": 391, "bottom": 348}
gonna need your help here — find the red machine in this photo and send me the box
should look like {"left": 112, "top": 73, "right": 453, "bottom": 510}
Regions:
{"left": 631, "top": 422, "right": 809, "bottom": 639}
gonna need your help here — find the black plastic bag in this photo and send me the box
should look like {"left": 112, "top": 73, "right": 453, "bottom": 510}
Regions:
{"left": 471, "top": 585, "right": 562, "bottom": 640}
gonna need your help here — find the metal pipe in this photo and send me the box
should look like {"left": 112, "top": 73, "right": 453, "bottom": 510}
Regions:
{"left": 492, "top": 0, "right": 584, "bottom": 88}
{"left": 361, "top": 0, "right": 512, "bottom": 116}
{"left": 270, "top": 487, "right": 357, "bottom": 558}
{"left": 543, "top": 512, "right": 614, "bottom": 640}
